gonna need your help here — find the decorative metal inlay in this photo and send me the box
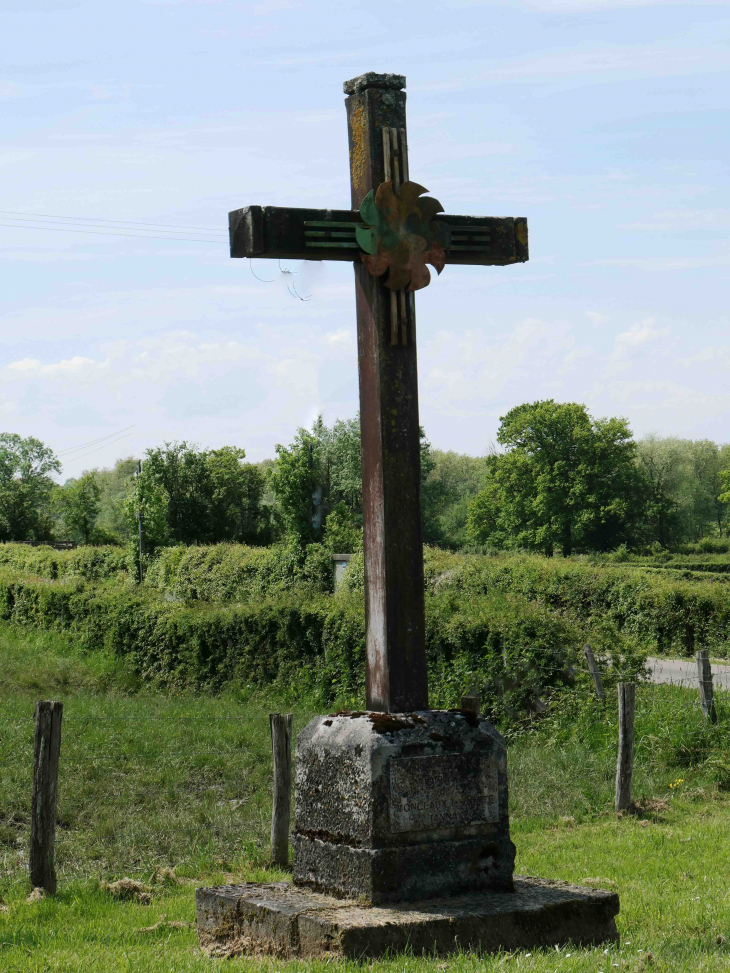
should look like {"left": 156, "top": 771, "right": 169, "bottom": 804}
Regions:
{"left": 448, "top": 226, "right": 492, "bottom": 251}
{"left": 304, "top": 221, "right": 358, "bottom": 249}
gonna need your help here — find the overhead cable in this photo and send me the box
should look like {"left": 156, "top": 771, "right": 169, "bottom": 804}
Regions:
{"left": 57, "top": 426, "right": 135, "bottom": 457}
{"left": 0, "top": 209, "right": 226, "bottom": 232}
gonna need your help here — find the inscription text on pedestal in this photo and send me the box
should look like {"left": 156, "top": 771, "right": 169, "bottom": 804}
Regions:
{"left": 389, "top": 753, "right": 499, "bottom": 833}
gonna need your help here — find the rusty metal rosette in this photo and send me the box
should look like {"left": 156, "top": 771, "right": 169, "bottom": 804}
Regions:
{"left": 356, "top": 181, "right": 446, "bottom": 291}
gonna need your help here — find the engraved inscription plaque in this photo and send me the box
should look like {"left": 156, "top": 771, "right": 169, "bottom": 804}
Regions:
{"left": 389, "top": 753, "right": 499, "bottom": 833}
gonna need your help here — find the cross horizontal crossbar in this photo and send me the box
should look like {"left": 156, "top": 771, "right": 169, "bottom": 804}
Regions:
{"left": 229, "top": 205, "right": 528, "bottom": 267}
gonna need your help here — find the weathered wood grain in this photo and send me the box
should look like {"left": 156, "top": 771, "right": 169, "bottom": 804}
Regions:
{"left": 229, "top": 206, "right": 528, "bottom": 267}
{"left": 615, "top": 683, "right": 634, "bottom": 813}
{"left": 584, "top": 644, "right": 605, "bottom": 701}
{"left": 696, "top": 649, "right": 717, "bottom": 722}
{"left": 270, "top": 713, "right": 293, "bottom": 867}
{"left": 30, "top": 700, "right": 63, "bottom": 894}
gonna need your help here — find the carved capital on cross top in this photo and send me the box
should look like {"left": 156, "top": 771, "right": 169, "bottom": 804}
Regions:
{"left": 343, "top": 72, "right": 406, "bottom": 95}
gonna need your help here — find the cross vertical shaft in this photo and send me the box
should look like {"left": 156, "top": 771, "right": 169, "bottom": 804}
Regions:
{"left": 345, "top": 73, "right": 429, "bottom": 713}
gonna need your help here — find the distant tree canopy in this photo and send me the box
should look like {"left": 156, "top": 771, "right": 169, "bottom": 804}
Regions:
{"left": 636, "top": 436, "right": 730, "bottom": 546}
{"left": 3, "top": 408, "right": 729, "bottom": 553}
{"left": 467, "top": 401, "right": 646, "bottom": 556}
{"left": 0, "top": 433, "right": 60, "bottom": 542}
{"left": 269, "top": 416, "right": 434, "bottom": 550}
{"left": 54, "top": 472, "right": 101, "bottom": 545}
{"left": 126, "top": 442, "right": 270, "bottom": 550}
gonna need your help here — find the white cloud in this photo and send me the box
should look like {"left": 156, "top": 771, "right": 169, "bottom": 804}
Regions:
{"left": 324, "top": 329, "right": 351, "bottom": 345}
{"left": 7, "top": 358, "right": 41, "bottom": 372}
{"left": 422, "top": 316, "right": 584, "bottom": 420}
{"left": 586, "top": 311, "right": 609, "bottom": 326}
{"left": 611, "top": 319, "right": 669, "bottom": 358}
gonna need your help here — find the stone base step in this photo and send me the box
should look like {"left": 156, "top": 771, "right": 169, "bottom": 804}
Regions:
{"left": 195, "top": 877, "right": 620, "bottom": 959}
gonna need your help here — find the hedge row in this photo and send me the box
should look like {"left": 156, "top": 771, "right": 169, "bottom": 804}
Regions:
{"left": 0, "top": 543, "right": 128, "bottom": 581}
{"left": 143, "top": 542, "right": 329, "bottom": 600}
{"left": 430, "top": 554, "right": 730, "bottom": 656}
{"left": 6, "top": 541, "right": 727, "bottom": 658}
{"left": 0, "top": 566, "right": 582, "bottom": 717}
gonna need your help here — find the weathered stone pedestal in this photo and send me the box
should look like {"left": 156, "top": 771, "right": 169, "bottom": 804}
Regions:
{"left": 196, "top": 879, "right": 620, "bottom": 959}
{"left": 293, "top": 710, "right": 514, "bottom": 903}
{"left": 196, "top": 711, "right": 620, "bottom": 958}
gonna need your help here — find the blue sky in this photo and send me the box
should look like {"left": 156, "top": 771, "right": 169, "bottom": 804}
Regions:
{"left": 1, "top": 0, "right": 728, "bottom": 479}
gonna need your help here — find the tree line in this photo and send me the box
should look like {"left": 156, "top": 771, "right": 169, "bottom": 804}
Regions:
{"left": 1, "top": 400, "right": 729, "bottom": 556}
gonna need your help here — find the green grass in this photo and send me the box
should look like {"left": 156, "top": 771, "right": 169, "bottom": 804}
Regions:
{"left": 0, "top": 626, "right": 319, "bottom": 886}
{"left": 2, "top": 622, "right": 730, "bottom": 971}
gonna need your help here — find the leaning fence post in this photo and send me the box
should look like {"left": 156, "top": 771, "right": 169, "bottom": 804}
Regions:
{"left": 30, "top": 701, "right": 63, "bottom": 894}
{"left": 696, "top": 649, "right": 717, "bottom": 723}
{"left": 269, "top": 713, "right": 293, "bottom": 867}
{"left": 615, "top": 682, "right": 635, "bottom": 813}
{"left": 584, "top": 644, "right": 605, "bottom": 701}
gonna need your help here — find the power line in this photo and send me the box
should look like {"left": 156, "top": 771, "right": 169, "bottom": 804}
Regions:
{"left": 0, "top": 210, "right": 226, "bottom": 232}
{"left": 57, "top": 426, "right": 135, "bottom": 457}
{"left": 64, "top": 434, "right": 133, "bottom": 465}
{"left": 0, "top": 215, "right": 224, "bottom": 238}
{"left": 0, "top": 221, "right": 222, "bottom": 244}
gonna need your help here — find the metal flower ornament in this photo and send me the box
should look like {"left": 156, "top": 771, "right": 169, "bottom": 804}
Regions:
{"left": 356, "top": 181, "right": 446, "bottom": 291}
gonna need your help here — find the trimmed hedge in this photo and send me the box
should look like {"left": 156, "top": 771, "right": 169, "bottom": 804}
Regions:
{"left": 0, "top": 566, "right": 581, "bottom": 717}
{"left": 434, "top": 555, "right": 730, "bottom": 656}
{"left": 4, "top": 541, "right": 729, "bottom": 658}
{"left": 143, "top": 542, "right": 315, "bottom": 600}
{"left": 0, "top": 544, "right": 128, "bottom": 581}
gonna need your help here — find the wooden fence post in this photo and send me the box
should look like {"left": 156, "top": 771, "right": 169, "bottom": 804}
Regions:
{"left": 460, "top": 687, "right": 481, "bottom": 717}
{"left": 584, "top": 644, "right": 605, "bottom": 701}
{"left": 30, "top": 701, "right": 63, "bottom": 894}
{"left": 270, "top": 713, "right": 293, "bottom": 867}
{"left": 615, "top": 682, "right": 635, "bottom": 813}
{"left": 696, "top": 649, "right": 717, "bottom": 723}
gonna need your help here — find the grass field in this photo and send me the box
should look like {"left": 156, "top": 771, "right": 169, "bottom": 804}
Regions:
{"left": 2, "top": 623, "right": 730, "bottom": 971}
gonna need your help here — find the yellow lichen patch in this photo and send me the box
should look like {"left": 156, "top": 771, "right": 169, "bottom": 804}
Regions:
{"left": 348, "top": 104, "right": 368, "bottom": 201}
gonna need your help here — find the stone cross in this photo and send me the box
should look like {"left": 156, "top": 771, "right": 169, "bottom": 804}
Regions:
{"left": 229, "top": 72, "right": 528, "bottom": 714}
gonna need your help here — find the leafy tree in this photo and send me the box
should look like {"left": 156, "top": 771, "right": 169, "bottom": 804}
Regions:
{"left": 92, "top": 457, "right": 138, "bottom": 544}
{"left": 421, "top": 450, "right": 491, "bottom": 548}
{"left": 322, "top": 501, "right": 362, "bottom": 554}
{"left": 0, "top": 433, "right": 60, "bottom": 542}
{"left": 637, "top": 437, "right": 730, "bottom": 544}
{"left": 54, "top": 472, "right": 101, "bottom": 544}
{"left": 468, "top": 401, "right": 644, "bottom": 555}
{"left": 718, "top": 465, "right": 730, "bottom": 509}
{"left": 124, "top": 475, "right": 170, "bottom": 553}
{"left": 683, "top": 440, "right": 729, "bottom": 539}
{"left": 636, "top": 438, "right": 687, "bottom": 548}
{"left": 322, "top": 417, "right": 363, "bottom": 515}
{"left": 269, "top": 430, "right": 321, "bottom": 546}
{"left": 126, "top": 442, "right": 268, "bottom": 548}
{"left": 207, "top": 446, "right": 270, "bottom": 545}
{"left": 270, "top": 416, "right": 434, "bottom": 548}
